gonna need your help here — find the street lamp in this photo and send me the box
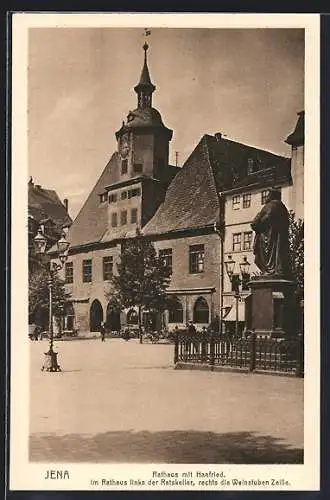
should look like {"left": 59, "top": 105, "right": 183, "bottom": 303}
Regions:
{"left": 224, "top": 255, "right": 250, "bottom": 337}
{"left": 34, "top": 227, "right": 70, "bottom": 372}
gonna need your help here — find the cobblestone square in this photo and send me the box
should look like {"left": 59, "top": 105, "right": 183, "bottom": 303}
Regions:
{"left": 29, "top": 338, "right": 303, "bottom": 463}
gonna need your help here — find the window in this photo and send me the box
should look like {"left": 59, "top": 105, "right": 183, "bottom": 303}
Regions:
{"left": 159, "top": 248, "right": 172, "bottom": 274}
{"left": 242, "top": 193, "right": 251, "bottom": 208}
{"left": 131, "top": 208, "right": 138, "bottom": 224}
{"left": 189, "top": 244, "right": 205, "bottom": 274}
{"left": 103, "top": 256, "right": 113, "bottom": 281}
{"left": 232, "top": 233, "right": 241, "bottom": 252}
{"left": 121, "top": 159, "right": 128, "bottom": 174}
{"left": 82, "top": 259, "right": 92, "bottom": 283}
{"left": 99, "top": 193, "right": 107, "bottom": 203}
{"left": 193, "top": 297, "right": 209, "bottom": 324}
{"left": 65, "top": 262, "right": 73, "bottom": 284}
{"left": 108, "top": 193, "right": 117, "bottom": 203}
{"left": 121, "top": 191, "right": 127, "bottom": 200}
{"left": 243, "top": 231, "right": 253, "bottom": 250}
{"left": 168, "top": 298, "right": 183, "bottom": 323}
{"left": 247, "top": 158, "right": 254, "bottom": 175}
{"left": 120, "top": 210, "right": 127, "bottom": 226}
{"left": 128, "top": 187, "right": 141, "bottom": 199}
{"left": 133, "top": 163, "right": 143, "bottom": 174}
{"left": 111, "top": 212, "right": 118, "bottom": 227}
{"left": 232, "top": 195, "right": 240, "bottom": 210}
{"left": 261, "top": 189, "right": 270, "bottom": 205}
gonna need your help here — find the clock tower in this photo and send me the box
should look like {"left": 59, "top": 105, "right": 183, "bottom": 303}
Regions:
{"left": 105, "top": 39, "right": 174, "bottom": 229}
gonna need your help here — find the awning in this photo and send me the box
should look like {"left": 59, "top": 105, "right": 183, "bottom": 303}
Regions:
{"left": 223, "top": 301, "right": 245, "bottom": 322}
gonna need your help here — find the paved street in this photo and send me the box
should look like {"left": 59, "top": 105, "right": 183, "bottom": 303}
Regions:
{"left": 29, "top": 338, "right": 303, "bottom": 463}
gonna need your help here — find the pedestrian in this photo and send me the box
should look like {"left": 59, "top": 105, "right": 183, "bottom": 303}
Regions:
{"left": 100, "top": 322, "right": 106, "bottom": 342}
{"left": 187, "top": 320, "right": 196, "bottom": 335}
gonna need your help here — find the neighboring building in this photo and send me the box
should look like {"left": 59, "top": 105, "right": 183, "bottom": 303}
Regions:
{"left": 51, "top": 41, "right": 302, "bottom": 334}
{"left": 285, "top": 110, "right": 305, "bottom": 220}
{"left": 28, "top": 178, "right": 72, "bottom": 269}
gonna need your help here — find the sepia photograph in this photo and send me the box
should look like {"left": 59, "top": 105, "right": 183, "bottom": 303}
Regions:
{"left": 10, "top": 13, "right": 320, "bottom": 492}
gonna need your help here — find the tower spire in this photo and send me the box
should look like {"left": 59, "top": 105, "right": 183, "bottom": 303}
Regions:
{"left": 134, "top": 30, "right": 155, "bottom": 108}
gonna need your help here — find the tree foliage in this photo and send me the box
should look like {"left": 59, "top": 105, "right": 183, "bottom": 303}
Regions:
{"left": 107, "top": 231, "right": 171, "bottom": 334}
{"left": 288, "top": 210, "right": 304, "bottom": 296}
{"left": 29, "top": 263, "right": 71, "bottom": 328}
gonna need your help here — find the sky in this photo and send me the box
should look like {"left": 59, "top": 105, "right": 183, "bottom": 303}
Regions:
{"left": 28, "top": 27, "right": 304, "bottom": 220}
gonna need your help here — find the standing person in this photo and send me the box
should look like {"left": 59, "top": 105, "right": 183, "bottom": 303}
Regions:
{"left": 187, "top": 320, "right": 196, "bottom": 335}
{"left": 100, "top": 322, "right": 106, "bottom": 342}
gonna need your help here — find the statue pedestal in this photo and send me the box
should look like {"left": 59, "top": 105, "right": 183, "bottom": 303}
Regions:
{"left": 245, "top": 277, "right": 297, "bottom": 338}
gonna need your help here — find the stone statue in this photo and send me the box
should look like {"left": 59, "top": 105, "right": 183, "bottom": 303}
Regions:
{"left": 251, "top": 189, "right": 290, "bottom": 277}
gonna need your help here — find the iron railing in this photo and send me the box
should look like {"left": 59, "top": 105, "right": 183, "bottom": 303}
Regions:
{"left": 174, "top": 331, "right": 304, "bottom": 377}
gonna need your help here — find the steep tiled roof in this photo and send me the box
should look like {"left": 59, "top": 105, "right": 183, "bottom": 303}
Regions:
{"left": 65, "top": 153, "right": 121, "bottom": 248}
{"left": 285, "top": 111, "right": 304, "bottom": 146}
{"left": 28, "top": 182, "right": 72, "bottom": 232}
{"left": 143, "top": 134, "right": 291, "bottom": 236}
{"left": 143, "top": 136, "right": 220, "bottom": 236}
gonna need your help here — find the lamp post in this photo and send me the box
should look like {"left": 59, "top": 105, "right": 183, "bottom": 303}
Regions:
{"left": 224, "top": 255, "right": 250, "bottom": 337}
{"left": 34, "top": 228, "right": 70, "bottom": 372}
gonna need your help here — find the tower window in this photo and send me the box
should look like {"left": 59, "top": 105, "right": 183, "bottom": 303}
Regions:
{"left": 131, "top": 208, "right": 138, "bottom": 224}
{"left": 120, "top": 210, "right": 127, "bottom": 226}
{"left": 133, "top": 163, "right": 143, "bottom": 174}
{"left": 111, "top": 213, "right": 118, "bottom": 227}
{"left": 121, "top": 159, "right": 128, "bottom": 175}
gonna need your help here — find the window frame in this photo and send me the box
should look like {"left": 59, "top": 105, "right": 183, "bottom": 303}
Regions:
{"left": 103, "top": 256, "right": 113, "bottom": 281}
{"left": 243, "top": 231, "right": 253, "bottom": 250}
{"left": 121, "top": 159, "right": 128, "bottom": 174}
{"left": 120, "top": 210, "right": 127, "bottom": 226}
{"left": 159, "top": 248, "right": 173, "bottom": 274}
{"left": 189, "top": 244, "right": 205, "bottom": 274}
{"left": 111, "top": 212, "right": 118, "bottom": 227}
{"left": 242, "top": 193, "right": 251, "bottom": 208}
{"left": 232, "top": 233, "right": 242, "bottom": 252}
{"left": 131, "top": 208, "right": 138, "bottom": 224}
{"left": 261, "top": 189, "right": 270, "bottom": 205}
{"left": 82, "top": 259, "right": 92, "bottom": 283}
{"left": 232, "top": 195, "right": 241, "bottom": 210}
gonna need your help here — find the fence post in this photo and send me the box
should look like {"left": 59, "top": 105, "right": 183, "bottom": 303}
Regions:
{"left": 249, "top": 330, "right": 256, "bottom": 372}
{"left": 174, "top": 334, "right": 179, "bottom": 365}
{"left": 296, "top": 333, "right": 304, "bottom": 377}
{"left": 210, "top": 332, "right": 215, "bottom": 370}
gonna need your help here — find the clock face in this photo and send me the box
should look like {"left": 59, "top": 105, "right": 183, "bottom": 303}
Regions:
{"left": 120, "top": 136, "right": 130, "bottom": 159}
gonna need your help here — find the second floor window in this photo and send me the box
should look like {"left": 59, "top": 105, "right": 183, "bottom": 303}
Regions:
{"left": 243, "top": 231, "right": 253, "bottom": 250}
{"left": 128, "top": 187, "right": 141, "bottom": 199}
{"left": 232, "top": 233, "right": 241, "bottom": 252}
{"left": 82, "top": 259, "right": 92, "bottom": 283}
{"left": 242, "top": 193, "right": 251, "bottom": 208}
{"left": 111, "top": 212, "right": 118, "bottom": 227}
{"left": 261, "top": 189, "right": 270, "bottom": 205}
{"left": 189, "top": 244, "right": 205, "bottom": 274}
{"left": 108, "top": 193, "right": 117, "bottom": 203}
{"left": 65, "top": 262, "right": 73, "bottom": 284}
{"left": 159, "top": 248, "right": 172, "bottom": 274}
{"left": 232, "top": 195, "right": 240, "bottom": 210}
{"left": 103, "top": 256, "right": 113, "bottom": 281}
{"left": 120, "top": 210, "right": 127, "bottom": 225}
{"left": 131, "top": 208, "right": 138, "bottom": 223}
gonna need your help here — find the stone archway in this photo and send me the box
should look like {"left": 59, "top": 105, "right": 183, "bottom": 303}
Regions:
{"left": 90, "top": 299, "right": 103, "bottom": 332}
{"left": 106, "top": 302, "right": 121, "bottom": 332}
{"left": 193, "top": 296, "right": 210, "bottom": 324}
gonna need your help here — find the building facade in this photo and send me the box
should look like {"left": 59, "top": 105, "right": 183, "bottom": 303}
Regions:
{"left": 51, "top": 42, "right": 304, "bottom": 334}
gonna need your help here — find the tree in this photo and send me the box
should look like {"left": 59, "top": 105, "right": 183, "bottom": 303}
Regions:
{"left": 288, "top": 210, "right": 304, "bottom": 297}
{"left": 108, "top": 230, "right": 172, "bottom": 343}
{"left": 29, "top": 263, "right": 71, "bottom": 330}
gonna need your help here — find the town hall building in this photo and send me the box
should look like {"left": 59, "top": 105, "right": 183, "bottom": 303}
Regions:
{"left": 52, "top": 41, "right": 304, "bottom": 335}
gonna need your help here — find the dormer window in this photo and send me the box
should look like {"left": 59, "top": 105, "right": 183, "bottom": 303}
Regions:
{"left": 99, "top": 193, "right": 107, "bottom": 203}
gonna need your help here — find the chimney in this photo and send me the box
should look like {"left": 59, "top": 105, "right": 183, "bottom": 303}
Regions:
{"left": 63, "top": 198, "right": 68, "bottom": 212}
{"left": 35, "top": 184, "right": 41, "bottom": 190}
{"left": 215, "top": 133, "right": 222, "bottom": 142}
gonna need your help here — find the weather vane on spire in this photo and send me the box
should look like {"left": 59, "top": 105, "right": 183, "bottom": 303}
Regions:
{"left": 143, "top": 28, "right": 151, "bottom": 52}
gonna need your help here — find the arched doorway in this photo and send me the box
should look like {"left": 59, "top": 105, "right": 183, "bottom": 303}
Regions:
{"left": 106, "top": 301, "right": 121, "bottom": 332}
{"left": 193, "top": 297, "right": 210, "bottom": 324}
{"left": 90, "top": 299, "right": 103, "bottom": 332}
{"left": 127, "top": 308, "right": 138, "bottom": 326}
{"left": 167, "top": 297, "right": 184, "bottom": 324}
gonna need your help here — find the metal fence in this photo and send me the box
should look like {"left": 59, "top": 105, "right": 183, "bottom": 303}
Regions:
{"left": 174, "top": 331, "right": 304, "bottom": 377}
